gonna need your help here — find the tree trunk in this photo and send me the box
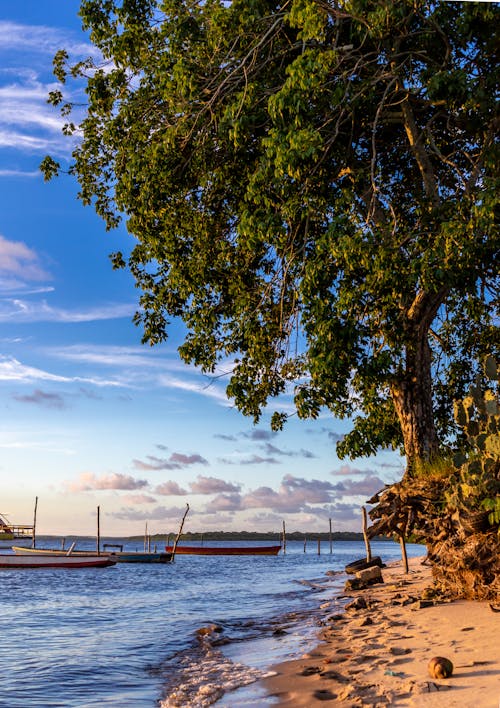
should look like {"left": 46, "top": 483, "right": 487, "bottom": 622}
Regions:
{"left": 390, "top": 328, "right": 440, "bottom": 475}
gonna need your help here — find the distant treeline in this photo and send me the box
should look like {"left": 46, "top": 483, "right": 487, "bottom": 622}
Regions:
{"left": 128, "top": 530, "right": 392, "bottom": 542}
{"left": 35, "top": 531, "right": 402, "bottom": 543}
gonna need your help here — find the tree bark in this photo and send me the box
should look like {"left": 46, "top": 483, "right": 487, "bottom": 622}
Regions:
{"left": 390, "top": 329, "right": 440, "bottom": 475}
{"left": 390, "top": 285, "right": 447, "bottom": 474}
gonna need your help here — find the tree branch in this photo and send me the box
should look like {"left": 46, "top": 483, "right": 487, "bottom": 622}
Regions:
{"left": 399, "top": 93, "right": 440, "bottom": 208}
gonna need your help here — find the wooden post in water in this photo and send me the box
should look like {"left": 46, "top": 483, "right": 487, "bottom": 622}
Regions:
{"left": 282, "top": 520, "right": 286, "bottom": 555}
{"left": 317, "top": 537, "right": 321, "bottom": 555}
{"left": 144, "top": 523, "right": 148, "bottom": 552}
{"left": 400, "top": 534, "right": 409, "bottom": 574}
{"left": 171, "top": 503, "right": 190, "bottom": 561}
{"left": 362, "top": 506, "right": 372, "bottom": 562}
{"left": 303, "top": 536, "right": 307, "bottom": 553}
{"left": 60, "top": 538, "right": 65, "bottom": 550}
{"left": 329, "top": 518, "right": 333, "bottom": 554}
{"left": 32, "top": 496, "right": 38, "bottom": 548}
{"left": 96, "top": 505, "right": 100, "bottom": 555}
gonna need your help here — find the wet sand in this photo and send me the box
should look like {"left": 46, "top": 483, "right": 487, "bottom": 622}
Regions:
{"left": 260, "top": 555, "right": 500, "bottom": 706}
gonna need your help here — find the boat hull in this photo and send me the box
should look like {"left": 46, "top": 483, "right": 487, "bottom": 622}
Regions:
{"left": 108, "top": 552, "right": 172, "bottom": 563}
{"left": 0, "top": 554, "right": 116, "bottom": 568}
{"left": 165, "top": 544, "right": 281, "bottom": 556}
{"left": 12, "top": 547, "right": 172, "bottom": 563}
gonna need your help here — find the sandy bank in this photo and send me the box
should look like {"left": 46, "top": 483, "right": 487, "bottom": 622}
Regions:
{"left": 261, "top": 555, "right": 499, "bottom": 706}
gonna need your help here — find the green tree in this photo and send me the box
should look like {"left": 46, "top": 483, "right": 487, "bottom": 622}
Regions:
{"left": 43, "top": 0, "right": 499, "bottom": 476}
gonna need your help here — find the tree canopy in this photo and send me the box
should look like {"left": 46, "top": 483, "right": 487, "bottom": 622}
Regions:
{"left": 43, "top": 0, "right": 499, "bottom": 473}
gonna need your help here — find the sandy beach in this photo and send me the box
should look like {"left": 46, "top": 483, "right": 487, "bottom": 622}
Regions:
{"left": 261, "top": 555, "right": 499, "bottom": 706}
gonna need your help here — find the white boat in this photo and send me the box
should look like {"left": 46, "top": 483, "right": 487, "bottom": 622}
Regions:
{"left": 12, "top": 545, "right": 172, "bottom": 563}
{"left": 0, "top": 553, "right": 116, "bottom": 569}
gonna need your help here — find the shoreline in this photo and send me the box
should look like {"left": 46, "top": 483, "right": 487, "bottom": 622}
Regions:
{"left": 259, "top": 555, "right": 499, "bottom": 706}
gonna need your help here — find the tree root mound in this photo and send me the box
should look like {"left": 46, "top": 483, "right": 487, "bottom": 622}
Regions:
{"left": 429, "top": 531, "right": 500, "bottom": 601}
{"left": 368, "top": 479, "right": 500, "bottom": 602}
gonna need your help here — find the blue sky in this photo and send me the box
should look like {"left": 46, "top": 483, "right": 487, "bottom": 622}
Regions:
{"left": 0, "top": 1, "right": 404, "bottom": 537}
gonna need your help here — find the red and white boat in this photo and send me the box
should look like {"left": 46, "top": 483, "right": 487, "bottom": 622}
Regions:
{"left": 0, "top": 553, "right": 116, "bottom": 569}
{"left": 165, "top": 544, "right": 281, "bottom": 556}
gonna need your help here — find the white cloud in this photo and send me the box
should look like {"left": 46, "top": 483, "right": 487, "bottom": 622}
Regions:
{"left": 110, "top": 505, "right": 189, "bottom": 521}
{"left": 189, "top": 475, "right": 241, "bottom": 494}
{"left": 0, "top": 21, "right": 99, "bottom": 161}
{"left": 0, "top": 355, "right": 123, "bottom": 387}
{"left": 203, "top": 472, "right": 383, "bottom": 518}
{"left": 332, "top": 463, "right": 370, "bottom": 476}
{"left": 133, "top": 452, "right": 209, "bottom": 471}
{"left": 0, "top": 128, "right": 63, "bottom": 152}
{"left": 0, "top": 234, "right": 50, "bottom": 281}
{"left": 157, "top": 373, "right": 230, "bottom": 404}
{"left": 0, "top": 343, "right": 231, "bottom": 405}
{"left": 121, "top": 494, "right": 157, "bottom": 505}
{"left": 0, "top": 83, "right": 64, "bottom": 132}
{"left": 51, "top": 344, "right": 178, "bottom": 368}
{"left": 47, "top": 344, "right": 232, "bottom": 397}
{"left": 0, "top": 298, "right": 135, "bottom": 323}
{"left": 66, "top": 471, "right": 148, "bottom": 492}
{"left": 155, "top": 481, "right": 189, "bottom": 496}
{"left": 0, "top": 21, "right": 100, "bottom": 61}
{"left": 0, "top": 284, "right": 54, "bottom": 295}
{"left": 0, "top": 21, "right": 77, "bottom": 54}
{"left": 0, "top": 429, "right": 75, "bottom": 454}
{"left": 0, "top": 169, "right": 40, "bottom": 178}
{"left": 0, "top": 355, "right": 71, "bottom": 383}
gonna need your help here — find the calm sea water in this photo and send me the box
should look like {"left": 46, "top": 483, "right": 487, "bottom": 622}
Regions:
{"left": 0, "top": 539, "right": 423, "bottom": 707}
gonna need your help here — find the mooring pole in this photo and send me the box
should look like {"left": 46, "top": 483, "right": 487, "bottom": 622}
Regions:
{"left": 32, "top": 496, "right": 38, "bottom": 549}
{"left": 362, "top": 506, "right": 372, "bottom": 562}
{"left": 171, "top": 503, "right": 190, "bottom": 561}
{"left": 400, "top": 534, "right": 409, "bottom": 574}
{"left": 96, "top": 505, "right": 100, "bottom": 555}
{"left": 329, "top": 517, "right": 333, "bottom": 554}
{"left": 282, "top": 520, "right": 286, "bottom": 555}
